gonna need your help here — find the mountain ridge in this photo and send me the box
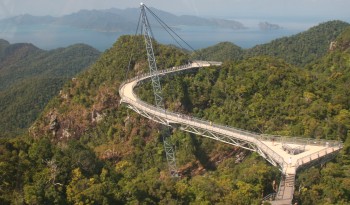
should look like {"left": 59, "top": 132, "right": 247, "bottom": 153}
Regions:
{"left": 0, "top": 19, "right": 349, "bottom": 204}
{"left": 0, "top": 8, "right": 246, "bottom": 33}
{"left": 193, "top": 20, "right": 350, "bottom": 66}
{"left": 0, "top": 40, "right": 101, "bottom": 137}
{"left": 23, "top": 27, "right": 350, "bottom": 204}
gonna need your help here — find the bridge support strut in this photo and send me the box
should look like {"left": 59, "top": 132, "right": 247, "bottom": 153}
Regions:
{"left": 140, "top": 4, "right": 178, "bottom": 177}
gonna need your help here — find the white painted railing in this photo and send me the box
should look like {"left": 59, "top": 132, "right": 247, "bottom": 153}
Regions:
{"left": 119, "top": 61, "right": 342, "bottom": 172}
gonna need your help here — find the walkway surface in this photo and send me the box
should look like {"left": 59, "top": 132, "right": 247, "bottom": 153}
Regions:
{"left": 119, "top": 61, "right": 343, "bottom": 204}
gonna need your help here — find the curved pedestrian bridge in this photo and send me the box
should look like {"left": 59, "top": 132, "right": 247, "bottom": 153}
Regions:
{"left": 119, "top": 61, "right": 343, "bottom": 204}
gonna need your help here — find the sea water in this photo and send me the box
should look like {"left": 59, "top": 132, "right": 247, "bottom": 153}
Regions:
{"left": 0, "top": 23, "right": 127, "bottom": 51}
{"left": 0, "top": 17, "right": 321, "bottom": 51}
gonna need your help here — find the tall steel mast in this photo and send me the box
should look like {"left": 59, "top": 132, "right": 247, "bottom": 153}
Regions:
{"left": 140, "top": 3, "right": 178, "bottom": 177}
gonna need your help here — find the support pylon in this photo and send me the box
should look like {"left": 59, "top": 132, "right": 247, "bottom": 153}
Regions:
{"left": 140, "top": 3, "right": 178, "bottom": 177}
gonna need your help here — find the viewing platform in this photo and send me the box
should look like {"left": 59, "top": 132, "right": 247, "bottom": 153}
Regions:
{"left": 119, "top": 61, "right": 343, "bottom": 204}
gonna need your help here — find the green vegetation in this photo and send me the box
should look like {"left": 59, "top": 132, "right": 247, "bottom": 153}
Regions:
{"left": 1, "top": 20, "right": 350, "bottom": 204}
{"left": 151, "top": 55, "right": 348, "bottom": 141}
{"left": 161, "top": 26, "right": 350, "bottom": 204}
{"left": 192, "top": 42, "right": 243, "bottom": 62}
{"left": 194, "top": 20, "right": 350, "bottom": 66}
{"left": 0, "top": 35, "right": 280, "bottom": 204}
{"left": 0, "top": 41, "right": 100, "bottom": 137}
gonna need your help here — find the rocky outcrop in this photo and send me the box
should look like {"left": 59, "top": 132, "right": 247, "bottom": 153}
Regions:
{"left": 49, "top": 114, "right": 60, "bottom": 136}
{"left": 329, "top": 41, "right": 337, "bottom": 51}
{"left": 91, "top": 109, "right": 105, "bottom": 123}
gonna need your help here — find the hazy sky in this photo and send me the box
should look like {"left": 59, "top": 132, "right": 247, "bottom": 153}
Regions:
{"left": 0, "top": 0, "right": 349, "bottom": 21}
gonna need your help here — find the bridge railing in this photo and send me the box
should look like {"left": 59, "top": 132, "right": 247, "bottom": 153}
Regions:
{"left": 295, "top": 145, "right": 341, "bottom": 169}
{"left": 119, "top": 62, "right": 340, "bottom": 171}
{"left": 263, "top": 192, "right": 276, "bottom": 201}
{"left": 121, "top": 73, "right": 289, "bottom": 170}
{"left": 254, "top": 139, "right": 288, "bottom": 169}
{"left": 119, "top": 62, "right": 291, "bottom": 168}
{"left": 128, "top": 92, "right": 289, "bottom": 170}
{"left": 258, "top": 134, "right": 342, "bottom": 148}
{"left": 124, "top": 67, "right": 342, "bottom": 150}
{"left": 129, "top": 74, "right": 260, "bottom": 140}
{"left": 122, "top": 90, "right": 289, "bottom": 170}
{"left": 119, "top": 60, "right": 221, "bottom": 90}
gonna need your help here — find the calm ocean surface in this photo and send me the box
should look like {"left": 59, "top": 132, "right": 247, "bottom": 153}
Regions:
{"left": 0, "top": 18, "right": 320, "bottom": 51}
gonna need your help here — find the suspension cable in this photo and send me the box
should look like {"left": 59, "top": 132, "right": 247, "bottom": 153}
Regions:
{"left": 144, "top": 5, "right": 197, "bottom": 53}
{"left": 146, "top": 9, "right": 186, "bottom": 51}
{"left": 124, "top": 10, "right": 143, "bottom": 82}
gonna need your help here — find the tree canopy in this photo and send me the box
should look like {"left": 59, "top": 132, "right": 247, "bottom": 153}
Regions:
{"left": 1, "top": 21, "right": 350, "bottom": 204}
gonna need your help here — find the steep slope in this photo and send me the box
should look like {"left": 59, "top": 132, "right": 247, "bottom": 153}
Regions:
{"left": 138, "top": 55, "right": 347, "bottom": 140}
{"left": 0, "top": 39, "right": 11, "bottom": 59}
{"left": 2, "top": 28, "right": 350, "bottom": 203}
{"left": 0, "top": 77, "right": 66, "bottom": 135}
{"left": 0, "top": 41, "right": 42, "bottom": 76}
{"left": 305, "top": 27, "right": 350, "bottom": 110}
{"left": 332, "top": 26, "right": 350, "bottom": 52}
{"left": 307, "top": 29, "right": 350, "bottom": 74}
{"left": 245, "top": 20, "right": 350, "bottom": 66}
{"left": 136, "top": 27, "right": 350, "bottom": 204}
{"left": 193, "top": 20, "right": 350, "bottom": 66}
{"left": 139, "top": 49, "right": 350, "bottom": 205}
{"left": 0, "top": 41, "right": 100, "bottom": 137}
{"left": 20, "top": 35, "right": 278, "bottom": 204}
{"left": 30, "top": 35, "right": 189, "bottom": 140}
{"left": 191, "top": 42, "right": 244, "bottom": 61}
{"left": 295, "top": 27, "right": 350, "bottom": 205}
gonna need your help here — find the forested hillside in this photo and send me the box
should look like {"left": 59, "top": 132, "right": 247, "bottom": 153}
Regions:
{"left": 138, "top": 27, "right": 350, "bottom": 204}
{"left": 0, "top": 22, "right": 350, "bottom": 204}
{"left": 0, "top": 40, "right": 100, "bottom": 137}
{"left": 0, "top": 36, "right": 280, "bottom": 204}
{"left": 191, "top": 42, "right": 244, "bottom": 62}
{"left": 194, "top": 20, "right": 350, "bottom": 66}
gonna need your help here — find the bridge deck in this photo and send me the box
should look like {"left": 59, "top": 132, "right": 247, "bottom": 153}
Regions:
{"left": 119, "top": 61, "right": 342, "bottom": 204}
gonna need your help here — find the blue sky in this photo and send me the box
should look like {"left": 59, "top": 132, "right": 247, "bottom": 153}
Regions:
{"left": 0, "top": 0, "right": 349, "bottom": 21}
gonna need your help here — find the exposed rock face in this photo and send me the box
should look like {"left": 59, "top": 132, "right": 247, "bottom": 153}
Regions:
{"left": 91, "top": 109, "right": 105, "bottom": 123}
{"left": 329, "top": 39, "right": 350, "bottom": 52}
{"left": 329, "top": 41, "right": 337, "bottom": 51}
{"left": 235, "top": 152, "right": 246, "bottom": 163}
{"left": 330, "top": 28, "right": 350, "bottom": 52}
{"left": 59, "top": 90, "right": 69, "bottom": 100}
{"left": 49, "top": 114, "right": 60, "bottom": 136}
{"left": 62, "top": 129, "right": 72, "bottom": 139}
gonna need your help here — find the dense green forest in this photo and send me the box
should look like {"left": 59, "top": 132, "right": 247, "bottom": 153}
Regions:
{"left": 0, "top": 40, "right": 100, "bottom": 137}
{"left": 193, "top": 20, "right": 350, "bottom": 66}
{"left": 0, "top": 21, "right": 350, "bottom": 204}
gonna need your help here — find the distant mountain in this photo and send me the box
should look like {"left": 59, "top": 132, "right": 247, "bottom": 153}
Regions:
{"left": 258, "top": 21, "right": 282, "bottom": 30}
{"left": 19, "top": 30, "right": 350, "bottom": 205}
{"left": 54, "top": 9, "right": 136, "bottom": 32}
{"left": 193, "top": 20, "right": 350, "bottom": 66}
{"left": 0, "top": 8, "right": 245, "bottom": 33}
{"left": 0, "top": 14, "right": 55, "bottom": 25}
{"left": 0, "top": 40, "right": 100, "bottom": 137}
